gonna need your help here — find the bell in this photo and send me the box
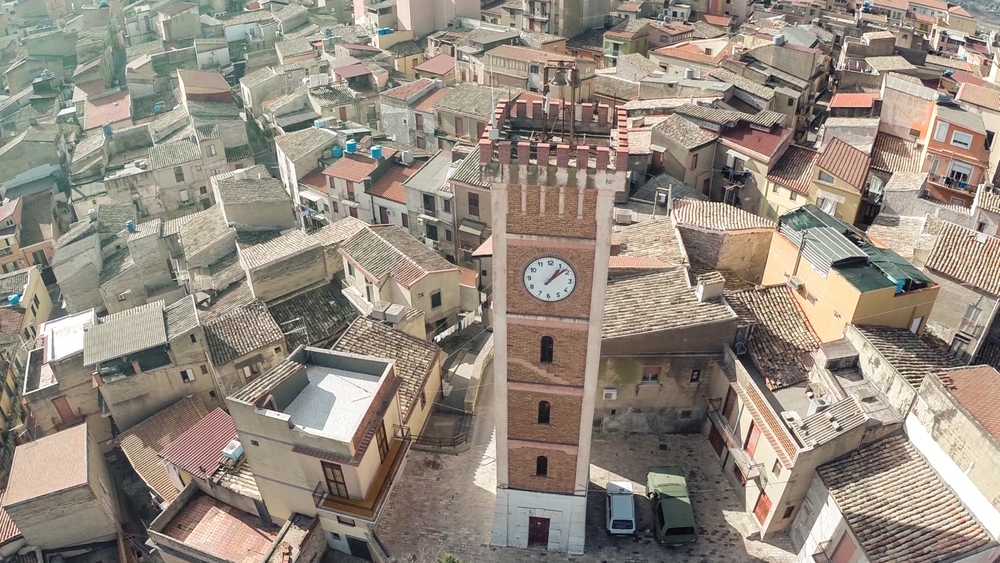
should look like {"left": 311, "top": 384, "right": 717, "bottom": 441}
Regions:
{"left": 549, "top": 69, "right": 568, "bottom": 86}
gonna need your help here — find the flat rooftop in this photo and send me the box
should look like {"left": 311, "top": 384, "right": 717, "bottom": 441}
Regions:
{"left": 161, "top": 493, "right": 278, "bottom": 563}
{"left": 285, "top": 365, "right": 382, "bottom": 441}
{"left": 41, "top": 310, "right": 94, "bottom": 362}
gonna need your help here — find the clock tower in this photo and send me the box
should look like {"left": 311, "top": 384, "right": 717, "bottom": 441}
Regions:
{"left": 481, "top": 98, "right": 629, "bottom": 554}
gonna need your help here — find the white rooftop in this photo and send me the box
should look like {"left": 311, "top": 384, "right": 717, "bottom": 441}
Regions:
{"left": 41, "top": 310, "right": 95, "bottom": 362}
{"left": 285, "top": 364, "right": 383, "bottom": 442}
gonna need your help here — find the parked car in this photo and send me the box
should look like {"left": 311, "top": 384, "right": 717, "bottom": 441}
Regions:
{"left": 647, "top": 466, "right": 697, "bottom": 546}
{"left": 605, "top": 481, "right": 636, "bottom": 534}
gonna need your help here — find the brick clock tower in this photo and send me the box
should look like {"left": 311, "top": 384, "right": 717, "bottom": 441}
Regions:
{"left": 481, "top": 97, "right": 628, "bottom": 554}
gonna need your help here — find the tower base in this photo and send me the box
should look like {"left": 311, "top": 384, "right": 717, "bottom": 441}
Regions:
{"left": 491, "top": 488, "right": 588, "bottom": 554}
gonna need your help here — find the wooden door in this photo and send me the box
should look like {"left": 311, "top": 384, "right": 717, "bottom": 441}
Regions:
{"left": 753, "top": 491, "right": 772, "bottom": 524}
{"left": 722, "top": 386, "right": 736, "bottom": 424}
{"left": 52, "top": 396, "right": 76, "bottom": 426}
{"left": 346, "top": 536, "right": 371, "bottom": 561}
{"left": 379, "top": 206, "right": 389, "bottom": 224}
{"left": 339, "top": 106, "right": 348, "bottom": 121}
{"left": 708, "top": 424, "right": 725, "bottom": 457}
{"left": 744, "top": 421, "right": 761, "bottom": 458}
{"left": 527, "top": 517, "right": 550, "bottom": 548}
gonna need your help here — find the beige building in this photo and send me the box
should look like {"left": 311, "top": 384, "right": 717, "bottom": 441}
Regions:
{"left": 203, "top": 300, "right": 287, "bottom": 396}
{"left": 2, "top": 423, "right": 121, "bottom": 550}
{"left": 226, "top": 346, "right": 412, "bottom": 560}
{"left": 339, "top": 225, "right": 461, "bottom": 337}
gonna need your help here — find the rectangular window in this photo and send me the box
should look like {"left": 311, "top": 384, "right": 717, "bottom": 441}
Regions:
{"left": 753, "top": 491, "right": 772, "bottom": 523}
{"left": 430, "top": 290, "right": 442, "bottom": 308}
{"left": 772, "top": 459, "right": 782, "bottom": 477}
{"left": 207, "top": 144, "right": 216, "bottom": 157}
{"left": 934, "top": 121, "right": 949, "bottom": 141}
{"left": 965, "top": 304, "right": 982, "bottom": 323}
{"left": 375, "top": 421, "right": 389, "bottom": 462}
{"left": 951, "top": 131, "right": 973, "bottom": 149}
{"left": 732, "top": 463, "right": 746, "bottom": 486}
{"left": 443, "top": 199, "right": 451, "bottom": 213}
{"left": 401, "top": 213, "right": 409, "bottom": 228}
{"left": 200, "top": 364, "right": 208, "bottom": 375}
{"left": 831, "top": 533, "right": 857, "bottom": 563}
{"left": 426, "top": 223, "right": 438, "bottom": 241}
{"left": 445, "top": 229, "right": 452, "bottom": 242}
{"left": 772, "top": 184, "right": 780, "bottom": 193}
{"left": 818, "top": 170, "right": 835, "bottom": 184}
{"left": 32, "top": 295, "right": 39, "bottom": 307}
{"left": 415, "top": 113, "right": 423, "bottom": 129}
{"left": 789, "top": 191, "right": 797, "bottom": 201}
{"left": 805, "top": 291, "right": 818, "bottom": 305}
{"left": 333, "top": 201, "right": 339, "bottom": 213}
{"left": 337, "top": 516, "right": 355, "bottom": 526}
{"left": 365, "top": 279, "right": 375, "bottom": 302}
{"left": 690, "top": 369, "right": 701, "bottom": 382}
{"left": 174, "top": 166, "right": 184, "bottom": 183}
{"left": 416, "top": 136, "right": 426, "bottom": 149}
{"left": 641, "top": 365, "right": 660, "bottom": 383}
{"left": 422, "top": 193, "right": 436, "bottom": 214}
{"left": 349, "top": 207, "right": 358, "bottom": 218}
{"left": 455, "top": 117, "right": 465, "bottom": 137}
{"left": 420, "top": 390, "right": 427, "bottom": 409}
{"left": 181, "top": 369, "right": 195, "bottom": 383}
{"left": 690, "top": 153, "right": 698, "bottom": 169}
{"left": 744, "top": 421, "right": 761, "bottom": 457}
{"left": 322, "top": 462, "right": 349, "bottom": 498}
{"left": 468, "top": 192, "right": 480, "bottom": 217}
{"left": 348, "top": 262, "right": 355, "bottom": 277}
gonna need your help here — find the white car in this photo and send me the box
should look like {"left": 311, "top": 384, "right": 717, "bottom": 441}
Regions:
{"left": 606, "top": 481, "right": 637, "bottom": 535}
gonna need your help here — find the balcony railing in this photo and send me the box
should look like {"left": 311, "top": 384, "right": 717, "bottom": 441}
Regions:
{"left": 313, "top": 438, "right": 410, "bottom": 521}
{"left": 604, "top": 48, "right": 620, "bottom": 56}
{"left": 959, "top": 317, "right": 984, "bottom": 338}
{"left": 528, "top": 10, "right": 549, "bottom": 19}
{"left": 707, "top": 408, "right": 762, "bottom": 480}
{"left": 0, "top": 247, "right": 12, "bottom": 258}
{"left": 928, "top": 173, "right": 972, "bottom": 191}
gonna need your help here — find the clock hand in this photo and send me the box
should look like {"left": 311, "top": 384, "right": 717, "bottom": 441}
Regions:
{"left": 544, "top": 269, "right": 565, "bottom": 285}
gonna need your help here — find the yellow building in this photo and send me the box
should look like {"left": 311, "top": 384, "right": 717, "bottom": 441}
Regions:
{"left": 762, "top": 205, "right": 939, "bottom": 342}
{"left": 764, "top": 138, "right": 871, "bottom": 224}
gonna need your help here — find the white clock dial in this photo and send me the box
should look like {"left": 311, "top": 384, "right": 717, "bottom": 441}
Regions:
{"left": 523, "top": 257, "right": 576, "bottom": 302}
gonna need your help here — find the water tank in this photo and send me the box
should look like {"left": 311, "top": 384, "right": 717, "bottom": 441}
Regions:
{"left": 378, "top": 27, "right": 392, "bottom": 35}
{"left": 126, "top": 220, "right": 135, "bottom": 233}
{"left": 153, "top": 104, "right": 163, "bottom": 113}
{"left": 806, "top": 396, "right": 831, "bottom": 416}
{"left": 102, "top": 123, "right": 112, "bottom": 137}
{"left": 400, "top": 150, "right": 413, "bottom": 164}
{"left": 324, "top": 28, "right": 333, "bottom": 37}
{"left": 7, "top": 295, "right": 19, "bottom": 306}
{"left": 370, "top": 145, "right": 383, "bottom": 159}
{"left": 773, "top": 34, "right": 785, "bottom": 46}
{"left": 683, "top": 67, "right": 695, "bottom": 80}
{"left": 332, "top": 145, "right": 344, "bottom": 158}
{"left": 346, "top": 139, "right": 358, "bottom": 153}
{"left": 313, "top": 119, "right": 326, "bottom": 128}
{"left": 943, "top": 69, "right": 955, "bottom": 77}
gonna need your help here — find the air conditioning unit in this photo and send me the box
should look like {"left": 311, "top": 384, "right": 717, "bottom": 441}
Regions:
{"left": 787, "top": 276, "right": 803, "bottom": 291}
{"left": 613, "top": 207, "right": 633, "bottom": 225}
{"left": 603, "top": 388, "right": 618, "bottom": 401}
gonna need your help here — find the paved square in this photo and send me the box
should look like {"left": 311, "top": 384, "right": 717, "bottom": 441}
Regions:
{"left": 374, "top": 432, "right": 797, "bottom": 563}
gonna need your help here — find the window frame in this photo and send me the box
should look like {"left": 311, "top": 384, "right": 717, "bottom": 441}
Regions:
{"left": 951, "top": 130, "right": 973, "bottom": 149}
{"left": 641, "top": 365, "right": 660, "bottom": 383}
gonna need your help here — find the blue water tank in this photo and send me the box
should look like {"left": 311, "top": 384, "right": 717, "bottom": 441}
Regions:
{"left": 102, "top": 123, "right": 112, "bottom": 137}
{"left": 370, "top": 145, "right": 382, "bottom": 159}
{"left": 154, "top": 104, "right": 163, "bottom": 113}
{"left": 7, "top": 295, "right": 19, "bottom": 306}
{"left": 944, "top": 69, "right": 955, "bottom": 77}
{"left": 314, "top": 119, "right": 326, "bottom": 128}
{"left": 324, "top": 28, "right": 333, "bottom": 37}
{"left": 332, "top": 145, "right": 344, "bottom": 158}
{"left": 346, "top": 139, "right": 358, "bottom": 153}
{"left": 126, "top": 220, "right": 135, "bottom": 233}
{"left": 378, "top": 27, "right": 392, "bottom": 35}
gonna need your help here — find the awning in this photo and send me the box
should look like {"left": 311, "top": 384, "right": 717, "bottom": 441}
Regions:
{"left": 459, "top": 218, "right": 486, "bottom": 237}
{"left": 299, "top": 190, "right": 323, "bottom": 202}
{"left": 815, "top": 189, "right": 846, "bottom": 204}
{"left": 472, "top": 235, "right": 493, "bottom": 258}
{"left": 419, "top": 213, "right": 439, "bottom": 223}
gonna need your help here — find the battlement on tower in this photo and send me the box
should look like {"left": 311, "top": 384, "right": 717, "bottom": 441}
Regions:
{"left": 478, "top": 98, "right": 631, "bottom": 190}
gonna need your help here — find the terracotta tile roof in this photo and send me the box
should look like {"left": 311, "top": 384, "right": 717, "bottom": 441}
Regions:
{"left": 654, "top": 40, "right": 733, "bottom": 65}
{"left": 161, "top": 493, "right": 278, "bottom": 563}
{"left": 370, "top": 165, "right": 417, "bottom": 205}
{"left": 266, "top": 283, "right": 356, "bottom": 349}
{"left": 159, "top": 408, "right": 238, "bottom": 479}
{"left": 977, "top": 189, "right": 1000, "bottom": 215}
{"left": 615, "top": 1, "right": 642, "bottom": 11}
{"left": 84, "top": 91, "right": 131, "bottom": 130}
{"left": 925, "top": 221, "right": 1000, "bottom": 295}
{"left": 4, "top": 424, "right": 89, "bottom": 506}
{"left": 767, "top": 145, "right": 817, "bottom": 195}
{"left": 310, "top": 216, "right": 368, "bottom": 247}
{"left": 948, "top": 4, "right": 971, "bottom": 16}
{"left": 177, "top": 69, "right": 230, "bottom": 92}
{"left": 616, "top": 218, "right": 688, "bottom": 268}
{"left": 605, "top": 19, "right": 649, "bottom": 40}
{"left": 817, "top": 434, "right": 992, "bottom": 563}
{"left": 829, "top": 92, "right": 879, "bottom": 108}
{"left": 322, "top": 153, "right": 379, "bottom": 182}
{"left": 204, "top": 301, "right": 284, "bottom": 366}
{"left": 698, "top": 13, "right": 732, "bottom": 26}
{"left": 725, "top": 285, "right": 821, "bottom": 389}
{"left": 603, "top": 269, "right": 735, "bottom": 338}
{"left": 0, "top": 491, "right": 20, "bottom": 547}
{"left": 672, "top": 199, "right": 775, "bottom": 231}
{"left": 720, "top": 124, "right": 791, "bottom": 161}
{"left": 956, "top": 82, "right": 1000, "bottom": 110}
{"left": 0, "top": 308, "right": 25, "bottom": 335}
{"left": 300, "top": 169, "right": 327, "bottom": 190}
{"left": 935, "top": 365, "right": 1000, "bottom": 440}
{"left": 414, "top": 53, "right": 456, "bottom": 76}
{"left": 340, "top": 225, "right": 457, "bottom": 287}
{"left": 383, "top": 78, "right": 435, "bottom": 102}
{"left": 854, "top": 325, "right": 961, "bottom": 385}
{"left": 119, "top": 396, "right": 209, "bottom": 502}
{"left": 816, "top": 137, "right": 871, "bottom": 190}
{"left": 608, "top": 255, "right": 673, "bottom": 270}
{"left": 414, "top": 87, "right": 451, "bottom": 113}
{"left": 651, "top": 113, "right": 717, "bottom": 149}
{"left": 870, "top": 132, "right": 923, "bottom": 173}
{"left": 458, "top": 265, "right": 477, "bottom": 287}
{"left": 332, "top": 317, "right": 440, "bottom": 423}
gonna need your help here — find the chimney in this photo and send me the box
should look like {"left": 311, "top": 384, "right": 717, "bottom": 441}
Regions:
{"left": 695, "top": 271, "right": 725, "bottom": 302}
{"left": 131, "top": 360, "right": 142, "bottom": 374}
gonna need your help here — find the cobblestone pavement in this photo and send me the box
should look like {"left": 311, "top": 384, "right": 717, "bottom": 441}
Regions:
{"left": 372, "top": 432, "right": 797, "bottom": 563}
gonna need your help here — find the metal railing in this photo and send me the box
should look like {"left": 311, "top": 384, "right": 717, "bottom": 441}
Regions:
{"left": 959, "top": 317, "right": 984, "bottom": 337}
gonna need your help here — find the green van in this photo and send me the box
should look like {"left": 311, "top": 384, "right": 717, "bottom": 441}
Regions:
{"left": 646, "top": 466, "right": 697, "bottom": 546}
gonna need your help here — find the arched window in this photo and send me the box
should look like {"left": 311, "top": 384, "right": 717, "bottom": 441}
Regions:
{"left": 540, "top": 336, "right": 554, "bottom": 364}
{"left": 538, "top": 401, "right": 550, "bottom": 424}
{"left": 536, "top": 456, "right": 548, "bottom": 476}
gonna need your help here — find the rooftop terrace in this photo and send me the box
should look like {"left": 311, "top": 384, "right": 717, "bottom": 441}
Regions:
{"left": 158, "top": 492, "right": 279, "bottom": 563}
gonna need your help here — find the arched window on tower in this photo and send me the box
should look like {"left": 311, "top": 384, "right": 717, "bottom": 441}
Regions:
{"left": 536, "top": 456, "right": 548, "bottom": 476}
{"left": 538, "top": 401, "right": 550, "bottom": 424}
{"left": 540, "top": 336, "right": 554, "bottom": 364}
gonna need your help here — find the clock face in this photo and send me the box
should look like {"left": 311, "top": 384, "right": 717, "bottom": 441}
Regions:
{"left": 523, "top": 257, "right": 576, "bottom": 302}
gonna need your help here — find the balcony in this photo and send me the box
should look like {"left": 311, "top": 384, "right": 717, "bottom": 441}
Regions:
{"left": 527, "top": 10, "right": 549, "bottom": 19}
{"left": 0, "top": 247, "right": 12, "bottom": 258}
{"left": 312, "top": 438, "right": 410, "bottom": 521}
{"left": 707, "top": 406, "right": 763, "bottom": 480}
{"left": 928, "top": 173, "right": 973, "bottom": 191}
{"left": 604, "top": 48, "right": 620, "bottom": 57}
{"left": 959, "top": 317, "right": 984, "bottom": 338}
